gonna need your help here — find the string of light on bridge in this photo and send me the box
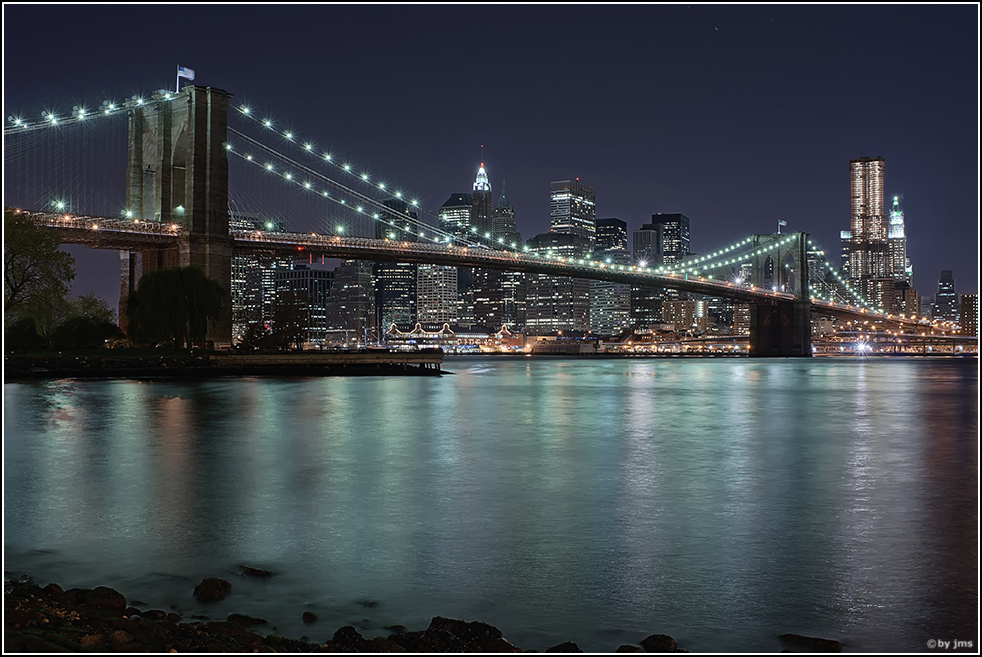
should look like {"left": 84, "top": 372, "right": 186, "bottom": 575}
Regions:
{"left": 232, "top": 104, "right": 430, "bottom": 222}
{"left": 4, "top": 92, "right": 179, "bottom": 135}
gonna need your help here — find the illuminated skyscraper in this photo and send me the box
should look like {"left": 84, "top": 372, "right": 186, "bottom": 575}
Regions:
{"left": 472, "top": 163, "right": 493, "bottom": 238}
{"left": 374, "top": 198, "right": 418, "bottom": 332}
{"left": 439, "top": 193, "right": 473, "bottom": 241}
{"left": 888, "top": 195, "right": 912, "bottom": 284}
{"left": 550, "top": 179, "right": 596, "bottom": 245}
{"left": 848, "top": 157, "right": 889, "bottom": 281}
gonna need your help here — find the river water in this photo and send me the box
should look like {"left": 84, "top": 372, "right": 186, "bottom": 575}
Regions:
{"left": 3, "top": 356, "right": 978, "bottom": 652}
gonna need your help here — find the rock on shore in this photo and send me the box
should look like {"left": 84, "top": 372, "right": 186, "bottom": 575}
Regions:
{"left": 4, "top": 574, "right": 840, "bottom": 652}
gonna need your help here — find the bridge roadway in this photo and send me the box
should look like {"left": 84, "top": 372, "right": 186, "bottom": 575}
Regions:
{"left": 25, "top": 210, "right": 951, "bottom": 335}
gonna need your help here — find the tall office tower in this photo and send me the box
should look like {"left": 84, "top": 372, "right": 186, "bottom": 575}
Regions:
{"left": 327, "top": 260, "right": 377, "bottom": 346}
{"left": 471, "top": 163, "right": 493, "bottom": 238}
{"left": 589, "top": 246, "right": 632, "bottom": 335}
{"left": 933, "top": 270, "right": 959, "bottom": 323}
{"left": 523, "top": 232, "right": 592, "bottom": 334}
{"left": 229, "top": 213, "right": 292, "bottom": 344}
{"left": 960, "top": 294, "right": 978, "bottom": 337}
{"left": 439, "top": 193, "right": 473, "bottom": 241}
{"left": 596, "top": 218, "right": 628, "bottom": 251}
{"left": 491, "top": 180, "right": 519, "bottom": 244}
{"left": 417, "top": 264, "right": 458, "bottom": 325}
{"left": 631, "top": 222, "right": 663, "bottom": 329}
{"left": 550, "top": 179, "right": 597, "bottom": 245}
{"left": 275, "top": 264, "right": 333, "bottom": 346}
{"left": 848, "top": 157, "right": 890, "bottom": 298}
{"left": 649, "top": 213, "right": 691, "bottom": 266}
{"left": 374, "top": 199, "right": 419, "bottom": 332}
{"left": 887, "top": 195, "right": 912, "bottom": 284}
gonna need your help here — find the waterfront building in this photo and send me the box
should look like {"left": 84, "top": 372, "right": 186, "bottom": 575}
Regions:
{"left": 275, "top": 264, "right": 333, "bottom": 346}
{"left": 374, "top": 198, "right": 419, "bottom": 335}
{"left": 326, "top": 260, "right": 377, "bottom": 346}
{"left": 229, "top": 213, "right": 292, "bottom": 344}
{"left": 631, "top": 222, "right": 662, "bottom": 329}
{"left": 550, "top": 179, "right": 597, "bottom": 246}
{"left": 523, "top": 232, "right": 591, "bottom": 334}
{"left": 960, "top": 294, "right": 978, "bottom": 337}
{"left": 662, "top": 299, "right": 708, "bottom": 335}
{"left": 589, "top": 246, "right": 632, "bottom": 335}
{"left": 417, "top": 264, "right": 458, "bottom": 325}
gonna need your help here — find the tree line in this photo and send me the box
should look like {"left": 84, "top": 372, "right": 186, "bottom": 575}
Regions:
{"left": 4, "top": 208, "right": 228, "bottom": 352}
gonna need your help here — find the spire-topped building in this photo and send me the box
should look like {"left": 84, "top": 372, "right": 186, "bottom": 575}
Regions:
{"left": 471, "top": 163, "right": 493, "bottom": 237}
{"left": 888, "top": 195, "right": 912, "bottom": 285}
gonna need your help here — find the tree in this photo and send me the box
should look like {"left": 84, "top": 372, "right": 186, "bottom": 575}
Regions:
{"left": 50, "top": 293, "right": 122, "bottom": 350}
{"left": 4, "top": 208, "right": 76, "bottom": 329}
{"left": 127, "top": 266, "right": 226, "bottom": 349}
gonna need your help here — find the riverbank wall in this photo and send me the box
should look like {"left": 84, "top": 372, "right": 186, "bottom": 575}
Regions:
{"left": 3, "top": 351, "right": 444, "bottom": 380}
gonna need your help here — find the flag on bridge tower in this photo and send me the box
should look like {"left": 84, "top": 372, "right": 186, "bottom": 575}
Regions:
{"left": 176, "top": 65, "right": 195, "bottom": 92}
{"left": 778, "top": 219, "right": 788, "bottom": 234}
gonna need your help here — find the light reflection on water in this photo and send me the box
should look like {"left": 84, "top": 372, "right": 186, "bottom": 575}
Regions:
{"left": 4, "top": 357, "right": 978, "bottom": 652}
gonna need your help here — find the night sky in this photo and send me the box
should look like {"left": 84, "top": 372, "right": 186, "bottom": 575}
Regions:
{"left": 3, "top": 4, "right": 979, "bottom": 311}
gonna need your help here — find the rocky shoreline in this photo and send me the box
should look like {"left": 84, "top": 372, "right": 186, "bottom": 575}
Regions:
{"left": 3, "top": 573, "right": 845, "bottom": 653}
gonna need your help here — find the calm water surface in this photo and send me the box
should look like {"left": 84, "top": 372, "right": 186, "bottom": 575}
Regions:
{"left": 4, "top": 357, "right": 978, "bottom": 652}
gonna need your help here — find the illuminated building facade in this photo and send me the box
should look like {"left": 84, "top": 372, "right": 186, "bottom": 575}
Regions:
{"left": 847, "top": 157, "right": 892, "bottom": 306}
{"left": 523, "top": 232, "right": 591, "bottom": 334}
{"left": 596, "top": 218, "right": 628, "bottom": 251}
{"left": 417, "top": 264, "right": 458, "bottom": 324}
{"left": 888, "top": 195, "right": 912, "bottom": 285}
{"left": 374, "top": 198, "right": 419, "bottom": 333}
{"left": 439, "top": 193, "right": 473, "bottom": 241}
{"left": 960, "top": 294, "right": 978, "bottom": 337}
{"left": 275, "top": 265, "right": 333, "bottom": 346}
{"left": 471, "top": 164, "right": 493, "bottom": 238}
{"left": 589, "top": 246, "right": 632, "bottom": 335}
{"left": 550, "top": 179, "right": 597, "bottom": 246}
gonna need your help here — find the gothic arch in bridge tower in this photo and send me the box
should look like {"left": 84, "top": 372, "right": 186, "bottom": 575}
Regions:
{"left": 121, "top": 86, "right": 234, "bottom": 347}
{"left": 747, "top": 232, "right": 812, "bottom": 356}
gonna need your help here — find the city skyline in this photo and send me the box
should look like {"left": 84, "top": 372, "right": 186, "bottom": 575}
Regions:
{"left": 3, "top": 4, "right": 978, "bottom": 308}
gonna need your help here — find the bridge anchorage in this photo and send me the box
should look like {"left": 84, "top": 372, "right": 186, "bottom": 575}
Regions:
{"left": 15, "top": 84, "right": 943, "bottom": 356}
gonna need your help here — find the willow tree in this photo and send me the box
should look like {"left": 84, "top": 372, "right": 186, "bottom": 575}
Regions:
{"left": 127, "top": 266, "right": 226, "bottom": 349}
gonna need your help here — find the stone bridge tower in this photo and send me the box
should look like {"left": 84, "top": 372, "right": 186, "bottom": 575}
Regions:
{"left": 121, "top": 85, "right": 233, "bottom": 347}
{"left": 747, "top": 232, "right": 812, "bottom": 356}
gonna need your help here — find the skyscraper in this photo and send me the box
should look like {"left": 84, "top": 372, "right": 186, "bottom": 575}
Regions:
{"left": 439, "top": 193, "right": 473, "bottom": 242}
{"left": 888, "top": 195, "right": 912, "bottom": 284}
{"left": 960, "top": 294, "right": 978, "bottom": 337}
{"left": 596, "top": 218, "right": 628, "bottom": 251}
{"left": 471, "top": 163, "right": 493, "bottom": 238}
{"left": 848, "top": 157, "right": 890, "bottom": 285}
{"left": 523, "top": 232, "right": 592, "bottom": 334}
{"left": 492, "top": 180, "right": 519, "bottom": 244}
{"left": 649, "top": 213, "right": 691, "bottom": 266}
{"left": 550, "top": 179, "right": 597, "bottom": 246}
{"left": 374, "top": 198, "right": 418, "bottom": 332}
{"left": 933, "top": 270, "right": 959, "bottom": 323}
